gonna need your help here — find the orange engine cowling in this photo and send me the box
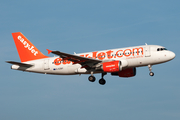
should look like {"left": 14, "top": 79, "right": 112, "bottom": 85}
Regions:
{"left": 102, "top": 61, "right": 121, "bottom": 72}
{"left": 111, "top": 68, "right": 136, "bottom": 77}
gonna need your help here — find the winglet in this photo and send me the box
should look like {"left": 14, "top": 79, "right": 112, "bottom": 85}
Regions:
{"left": 46, "top": 49, "right": 52, "bottom": 54}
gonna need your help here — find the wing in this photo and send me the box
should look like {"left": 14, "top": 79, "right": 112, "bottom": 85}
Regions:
{"left": 47, "top": 49, "right": 102, "bottom": 68}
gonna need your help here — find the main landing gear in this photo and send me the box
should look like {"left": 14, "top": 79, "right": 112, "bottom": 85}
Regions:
{"left": 148, "top": 65, "right": 154, "bottom": 76}
{"left": 99, "top": 72, "right": 107, "bottom": 85}
{"left": 88, "top": 71, "right": 96, "bottom": 82}
{"left": 88, "top": 72, "right": 107, "bottom": 85}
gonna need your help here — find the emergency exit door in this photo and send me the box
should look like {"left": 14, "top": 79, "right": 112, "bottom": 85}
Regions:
{"left": 44, "top": 59, "right": 50, "bottom": 70}
{"left": 145, "top": 46, "right": 151, "bottom": 57}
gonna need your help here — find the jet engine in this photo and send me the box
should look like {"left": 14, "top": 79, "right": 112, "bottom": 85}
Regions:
{"left": 102, "top": 60, "right": 128, "bottom": 72}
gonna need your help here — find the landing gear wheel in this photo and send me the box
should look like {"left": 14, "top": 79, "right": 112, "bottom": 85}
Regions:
{"left": 88, "top": 76, "right": 96, "bottom": 82}
{"left": 148, "top": 65, "right": 154, "bottom": 77}
{"left": 99, "top": 78, "right": 106, "bottom": 85}
{"left": 149, "top": 72, "right": 154, "bottom": 76}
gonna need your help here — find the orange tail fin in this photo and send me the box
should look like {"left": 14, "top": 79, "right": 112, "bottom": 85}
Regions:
{"left": 12, "top": 32, "right": 48, "bottom": 62}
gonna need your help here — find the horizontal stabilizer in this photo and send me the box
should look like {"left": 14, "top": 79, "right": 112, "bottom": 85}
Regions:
{"left": 6, "top": 61, "right": 34, "bottom": 67}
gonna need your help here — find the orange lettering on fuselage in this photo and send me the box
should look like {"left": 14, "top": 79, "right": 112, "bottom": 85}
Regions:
{"left": 54, "top": 58, "right": 62, "bottom": 65}
{"left": 123, "top": 49, "right": 132, "bottom": 57}
{"left": 133, "top": 47, "right": 143, "bottom": 56}
{"left": 85, "top": 54, "right": 91, "bottom": 58}
{"left": 85, "top": 54, "right": 89, "bottom": 57}
{"left": 63, "top": 60, "right": 71, "bottom": 65}
{"left": 92, "top": 51, "right": 98, "bottom": 59}
{"left": 54, "top": 58, "right": 71, "bottom": 65}
{"left": 106, "top": 50, "right": 113, "bottom": 59}
{"left": 116, "top": 50, "right": 123, "bottom": 58}
{"left": 97, "top": 52, "right": 106, "bottom": 60}
{"left": 54, "top": 47, "right": 144, "bottom": 65}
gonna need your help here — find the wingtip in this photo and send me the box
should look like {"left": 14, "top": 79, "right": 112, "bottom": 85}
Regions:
{"left": 46, "top": 49, "right": 52, "bottom": 54}
{"left": 6, "top": 61, "right": 10, "bottom": 63}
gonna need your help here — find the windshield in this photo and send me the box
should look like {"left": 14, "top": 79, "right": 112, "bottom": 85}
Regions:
{"left": 157, "top": 48, "right": 168, "bottom": 51}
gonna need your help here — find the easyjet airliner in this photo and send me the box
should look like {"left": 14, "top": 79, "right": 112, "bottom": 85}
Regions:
{"left": 6, "top": 32, "right": 175, "bottom": 85}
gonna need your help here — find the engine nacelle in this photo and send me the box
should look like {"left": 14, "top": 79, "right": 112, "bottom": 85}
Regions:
{"left": 102, "top": 60, "right": 128, "bottom": 72}
{"left": 102, "top": 61, "right": 121, "bottom": 72}
{"left": 111, "top": 67, "right": 136, "bottom": 77}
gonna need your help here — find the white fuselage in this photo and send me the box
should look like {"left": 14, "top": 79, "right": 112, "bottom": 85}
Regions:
{"left": 11, "top": 45, "right": 175, "bottom": 75}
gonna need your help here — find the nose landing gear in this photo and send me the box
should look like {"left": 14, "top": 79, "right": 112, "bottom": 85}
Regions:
{"left": 149, "top": 72, "right": 154, "bottom": 76}
{"left": 148, "top": 65, "right": 154, "bottom": 76}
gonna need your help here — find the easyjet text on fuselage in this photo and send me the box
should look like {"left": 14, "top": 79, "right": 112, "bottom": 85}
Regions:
{"left": 53, "top": 47, "right": 144, "bottom": 65}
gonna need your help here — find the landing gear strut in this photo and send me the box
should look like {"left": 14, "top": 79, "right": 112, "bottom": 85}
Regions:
{"left": 99, "top": 72, "right": 107, "bottom": 85}
{"left": 148, "top": 65, "right": 154, "bottom": 76}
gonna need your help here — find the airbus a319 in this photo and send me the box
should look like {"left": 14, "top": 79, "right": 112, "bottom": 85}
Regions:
{"left": 6, "top": 32, "right": 175, "bottom": 85}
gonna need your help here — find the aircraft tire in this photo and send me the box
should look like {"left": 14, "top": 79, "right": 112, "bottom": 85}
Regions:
{"left": 99, "top": 78, "right": 106, "bottom": 85}
{"left": 88, "top": 76, "right": 96, "bottom": 82}
{"left": 149, "top": 72, "right": 154, "bottom": 76}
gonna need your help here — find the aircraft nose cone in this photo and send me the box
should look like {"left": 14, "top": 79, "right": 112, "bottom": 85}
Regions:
{"left": 169, "top": 51, "right": 176, "bottom": 60}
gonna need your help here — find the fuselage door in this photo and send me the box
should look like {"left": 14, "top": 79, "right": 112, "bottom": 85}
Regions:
{"left": 145, "top": 46, "right": 151, "bottom": 57}
{"left": 44, "top": 59, "right": 50, "bottom": 70}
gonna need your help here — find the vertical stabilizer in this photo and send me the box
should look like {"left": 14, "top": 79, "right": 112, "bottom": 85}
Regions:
{"left": 12, "top": 32, "right": 48, "bottom": 62}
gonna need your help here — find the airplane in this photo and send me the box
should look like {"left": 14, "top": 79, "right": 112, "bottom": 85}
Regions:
{"left": 6, "top": 32, "right": 176, "bottom": 85}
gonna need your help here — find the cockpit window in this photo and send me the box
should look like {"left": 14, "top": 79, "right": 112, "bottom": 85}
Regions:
{"left": 157, "top": 48, "right": 167, "bottom": 51}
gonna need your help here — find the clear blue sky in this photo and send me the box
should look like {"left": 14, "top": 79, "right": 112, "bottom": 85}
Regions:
{"left": 0, "top": 0, "right": 180, "bottom": 120}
